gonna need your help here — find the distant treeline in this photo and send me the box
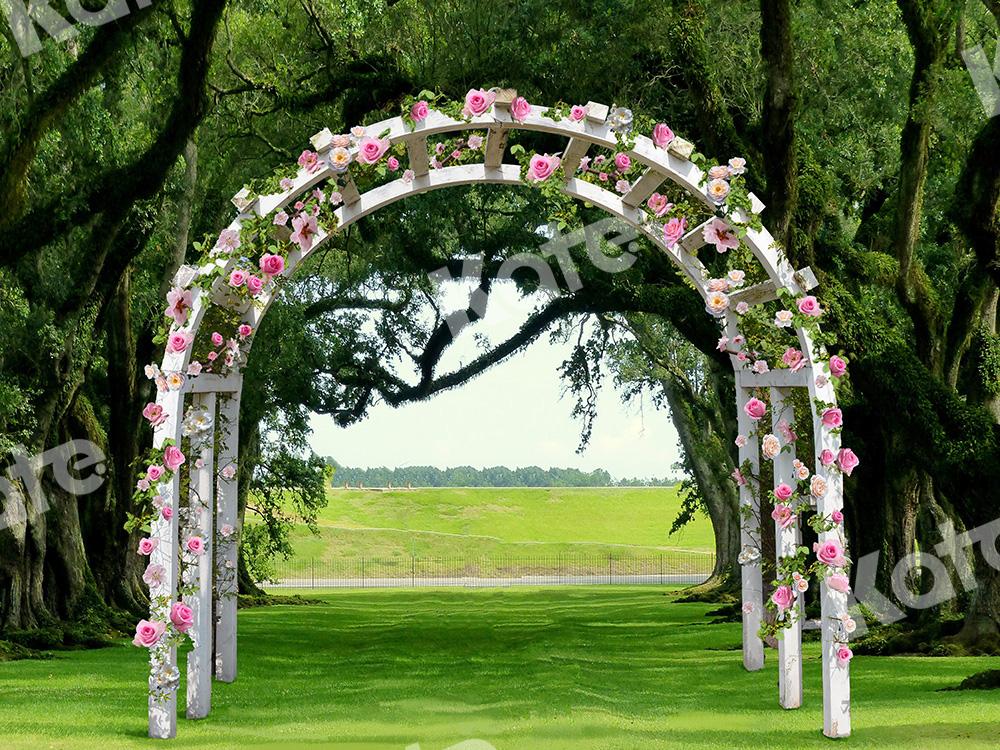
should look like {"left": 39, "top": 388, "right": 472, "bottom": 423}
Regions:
{"left": 323, "top": 461, "right": 675, "bottom": 488}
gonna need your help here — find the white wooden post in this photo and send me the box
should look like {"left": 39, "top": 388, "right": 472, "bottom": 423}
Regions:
{"left": 810, "top": 387, "right": 851, "bottom": 737}
{"left": 186, "top": 392, "right": 216, "bottom": 718}
{"left": 770, "top": 387, "right": 802, "bottom": 709}
{"left": 215, "top": 388, "right": 241, "bottom": 683}
{"left": 149, "top": 390, "right": 182, "bottom": 740}
{"left": 736, "top": 384, "right": 765, "bottom": 671}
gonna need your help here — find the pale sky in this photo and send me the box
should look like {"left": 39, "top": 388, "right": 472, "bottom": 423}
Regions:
{"left": 307, "top": 281, "right": 682, "bottom": 481}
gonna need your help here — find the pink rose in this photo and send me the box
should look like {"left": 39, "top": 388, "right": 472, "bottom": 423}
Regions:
{"left": 161, "top": 505, "right": 173, "bottom": 520}
{"left": 211, "top": 331, "right": 224, "bottom": 347}
{"left": 387, "top": 156, "right": 400, "bottom": 171}
{"left": 357, "top": 136, "right": 390, "bottom": 165}
{"left": 138, "top": 537, "right": 158, "bottom": 556}
{"left": 827, "top": 573, "right": 851, "bottom": 593}
{"left": 527, "top": 154, "right": 560, "bottom": 182}
{"left": 829, "top": 355, "right": 847, "bottom": 378}
{"left": 652, "top": 123, "right": 675, "bottom": 149}
{"left": 260, "top": 254, "right": 285, "bottom": 277}
{"left": 297, "top": 150, "right": 320, "bottom": 173}
{"left": 142, "top": 563, "right": 165, "bottom": 587}
{"left": 142, "top": 403, "right": 165, "bottom": 425}
{"left": 166, "top": 332, "right": 191, "bottom": 354}
{"left": 238, "top": 324, "right": 253, "bottom": 338}
{"left": 821, "top": 408, "right": 843, "bottom": 429}
{"left": 774, "top": 483, "right": 793, "bottom": 502}
{"left": 782, "top": 347, "right": 805, "bottom": 371}
{"left": 410, "top": 100, "right": 429, "bottom": 121}
{"left": 797, "top": 295, "right": 822, "bottom": 317}
{"left": 831, "top": 510, "right": 844, "bottom": 524}
{"left": 146, "top": 465, "right": 164, "bottom": 482}
{"left": 836, "top": 645, "right": 853, "bottom": 666}
{"left": 814, "top": 540, "right": 846, "bottom": 567}
{"left": 771, "top": 504, "right": 794, "bottom": 529}
{"left": 132, "top": 619, "right": 166, "bottom": 648}
{"left": 229, "top": 270, "right": 247, "bottom": 287}
{"left": 463, "top": 88, "right": 496, "bottom": 117}
{"left": 170, "top": 602, "right": 195, "bottom": 633}
{"left": 838, "top": 448, "right": 860, "bottom": 476}
{"left": 614, "top": 152, "right": 631, "bottom": 172}
{"left": 570, "top": 104, "right": 587, "bottom": 121}
{"left": 185, "top": 536, "right": 204, "bottom": 555}
{"left": 744, "top": 397, "right": 767, "bottom": 421}
{"left": 771, "top": 585, "right": 794, "bottom": 611}
{"left": 646, "top": 193, "right": 671, "bottom": 217}
{"left": 245, "top": 275, "right": 263, "bottom": 296}
{"left": 163, "top": 445, "right": 185, "bottom": 472}
{"left": 662, "top": 217, "right": 687, "bottom": 248}
{"left": 820, "top": 449, "right": 836, "bottom": 466}
{"left": 510, "top": 96, "right": 531, "bottom": 122}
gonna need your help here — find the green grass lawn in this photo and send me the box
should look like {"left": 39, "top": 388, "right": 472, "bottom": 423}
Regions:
{"left": 1, "top": 587, "right": 998, "bottom": 749}
{"left": 280, "top": 486, "right": 714, "bottom": 576}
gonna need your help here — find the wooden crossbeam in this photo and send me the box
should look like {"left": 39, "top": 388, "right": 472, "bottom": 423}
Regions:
{"left": 562, "top": 138, "right": 590, "bottom": 178}
{"left": 340, "top": 173, "right": 361, "bottom": 205}
{"left": 406, "top": 137, "right": 429, "bottom": 177}
{"left": 622, "top": 168, "right": 665, "bottom": 209}
{"left": 484, "top": 128, "right": 509, "bottom": 169}
{"left": 729, "top": 267, "right": 818, "bottom": 308}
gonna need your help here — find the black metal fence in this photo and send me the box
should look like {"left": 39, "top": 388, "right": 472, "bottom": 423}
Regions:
{"left": 263, "top": 552, "right": 715, "bottom": 589}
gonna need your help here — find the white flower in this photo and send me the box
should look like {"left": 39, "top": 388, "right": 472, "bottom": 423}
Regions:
{"left": 705, "top": 290, "right": 730, "bottom": 317}
{"left": 762, "top": 434, "right": 781, "bottom": 460}
{"left": 742, "top": 601, "right": 755, "bottom": 614}
{"left": 165, "top": 372, "right": 186, "bottom": 391}
{"left": 144, "top": 364, "right": 161, "bottom": 380}
{"left": 220, "top": 524, "right": 235, "bottom": 538}
{"left": 774, "top": 309, "right": 794, "bottom": 328}
{"left": 752, "top": 360, "right": 770, "bottom": 374}
{"left": 727, "top": 269, "right": 745, "bottom": 287}
{"left": 329, "top": 147, "right": 351, "bottom": 173}
{"left": 738, "top": 545, "right": 761, "bottom": 565}
{"left": 735, "top": 434, "right": 747, "bottom": 448}
{"left": 736, "top": 301, "right": 749, "bottom": 315}
{"left": 810, "top": 475, "right": 827, "bottom": 498}
{"left": 608, "top": 106, "right": 633, "bottom": 133}
{"left": 816, "top": 374, "right": 830, "bottom": 388}
{"left": 840, "top": 614, "right": 857, "bottom": 634}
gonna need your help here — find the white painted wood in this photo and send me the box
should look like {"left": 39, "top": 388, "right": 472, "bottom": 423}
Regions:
{"left": 214, "top": 388, "right": 242, "bottom": 683}
{"left": 622, "top": 168, "right": 665, "bottom": 208}
{"left": 736, "top": 384, "right": 765, "bottom": 672}
{"left": 805, "top": 353, "right": 851, "bottom": 737}
{"left": 340, "top": 173, "right": 361, "bottom": 205}
{"left": 770, "top": 387, "right": 802, "bottom": 710}
{"left": 483, "top": 127, "right": 509, "bottom": 169}
{"left": 187, "top": 372, "right": 243, "bottom": 394}
{"left": 406, "top": 137, "right": 429, "bottom": 177}
{"left": 561, "top": 138, "right": 591, "bottom": 178}
{"left": 186, "top": 392, "right": 216, "bottom": 719}
{"left": 736, "top": 368, "right": 810, "bottom": 389}
{"left": 148, "top": 388, "right": 182, "bottom": 739}
{"left": 679, "top": 218, "right": 711, "bottom": 254}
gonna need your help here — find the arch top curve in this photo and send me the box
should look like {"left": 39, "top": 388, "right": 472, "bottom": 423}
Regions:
{"left": 138, "top": 89, "right": 856, "bottom": 742}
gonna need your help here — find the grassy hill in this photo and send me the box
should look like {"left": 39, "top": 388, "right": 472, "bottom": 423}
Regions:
{"left": 279, "top": 486, "right": 715, "bottom": 577}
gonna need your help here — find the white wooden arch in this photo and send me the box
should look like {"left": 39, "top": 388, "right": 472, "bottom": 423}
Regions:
{"left": 141, "top": 92, "right": 852, "bottom": 739}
